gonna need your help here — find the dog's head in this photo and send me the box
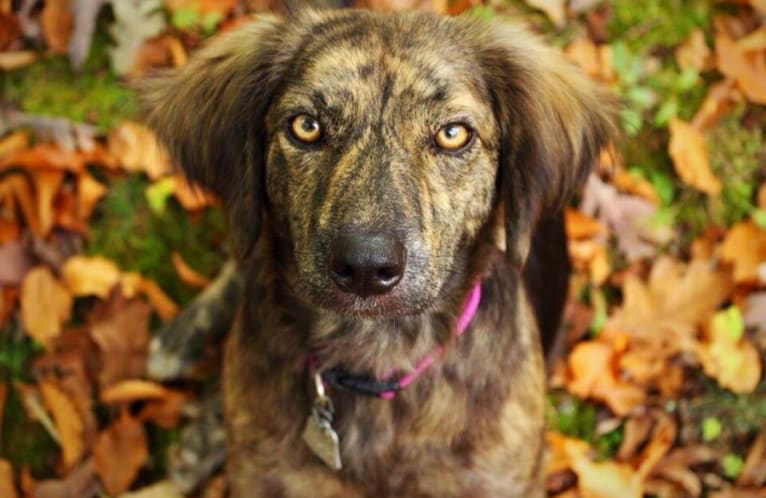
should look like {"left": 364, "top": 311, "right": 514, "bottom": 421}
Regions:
{"left": 141, "top": 9, "right": 614, "bottom": 318}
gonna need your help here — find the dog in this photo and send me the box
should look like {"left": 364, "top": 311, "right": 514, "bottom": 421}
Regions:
{"left": 141, "top": 7, "right": 614, "bottom": 497}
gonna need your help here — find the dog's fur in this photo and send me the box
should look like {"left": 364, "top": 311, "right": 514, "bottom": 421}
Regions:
{"left": 141, "top": 8, "right": 614, "bottom": 497}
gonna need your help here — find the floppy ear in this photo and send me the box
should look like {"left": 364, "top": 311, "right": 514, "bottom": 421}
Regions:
{"left": 139, "top": 16, "right": 287, "bottom": 258}
{"left": 479, "top": 23, "right": 616, "bottom": 267}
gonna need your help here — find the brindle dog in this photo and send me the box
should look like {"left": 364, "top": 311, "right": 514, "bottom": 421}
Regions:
{"left": 141, "top": 8, "right": 614, "bottom": 497}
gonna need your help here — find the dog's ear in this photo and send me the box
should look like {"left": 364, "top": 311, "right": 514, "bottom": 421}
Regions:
{"left": 139, "top": 16, "right": 287, "bottom": 258}
{"left": 479, "top": 23, "right": 616, "bottom": 267}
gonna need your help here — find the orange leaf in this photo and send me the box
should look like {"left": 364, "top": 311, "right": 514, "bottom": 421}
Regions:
{"left": 719, "top": 221, "right": 766, "bottom": 284}
{"left": 0, "top": 459, "right": 17, "bottom": 498}
{"left": 0, "top": 131, "right": 29, "bottom": 158}
{"left": 138, "top": 390, "right": 188, "bottom": 429}
{"left": 676, "top": 29, "right": 712, "bottom": 71}
{"left": 163, "top": 0, "right": 239, "bottom": 15}
{"left": 41, "top": 0, "right": 73, "bottom": 53}
{"left": 93, "top": 414, "right": 148, "bottom": 496}
{"left": 33, "top": 170, "right": 65, "bottom": 236}
{"left": 108, "top": 122, "right": 173, "bottom": 180}
{"left": 563, "top": 436, "right": 644, "bottom": 498}
{"left": 101, "top": 379, "right": 169, "bottom": 404}
{"left": 171, "top": 252, "right": 210, "bottom": 289}
{"left": 77, "top": 173, "right": 108, "bottom": 222}
{"left": 122, "top": 273, "right": 179, "bottom": 320}
{"left": 668, "top": 119, "right": 721, "bottom": 195}
{"left": 62, "top": 255, "right": 122, "bottom": 298}
{"left": 565, "top": 209, "right": 606, "bottom": 239}
{"left": 39, "top": 381, "right": 84, "bottom": 470}
{"left": 21, "top": 266, "right": 72, "bottom": 349}
{"left": 172, "top": 175, "right": 217, "bottom": 211}
{"left": 759, "top": 184, "right": 766, "bottom": 209}
{"left": 715, "top": 32, "right": 766, "bottom": 104}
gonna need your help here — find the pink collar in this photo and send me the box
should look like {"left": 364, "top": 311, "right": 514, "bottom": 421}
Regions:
{"left": 317, "top": 281, "right": 482, "bottom": 399}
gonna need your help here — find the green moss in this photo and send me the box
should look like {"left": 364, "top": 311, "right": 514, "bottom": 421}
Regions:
{"left": 608, "top": 0, "right": 709, "bottom": 51}
{"left": 86, "top": 175, "right": 228, "bottom": 305}
{"left": 546, "top": 390, "right": 597, "bottom": 441}
{"left": 1, "top": 32, "right": 136, "bottom": 130}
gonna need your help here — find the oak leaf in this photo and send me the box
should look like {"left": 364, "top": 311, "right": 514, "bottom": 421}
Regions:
{"left": 108, "top": 122, "right": 172, "bottom": 180}
{"left": 21, "top": 266, "right": 73, "bottom": 349}
{"left": 93, "top": 414, "right": 148, "bottom": 496}
{"left": 668, "top": 119, "right": 722, "bottom": 195}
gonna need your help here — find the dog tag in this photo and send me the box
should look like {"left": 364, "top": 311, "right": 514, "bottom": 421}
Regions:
{"left": 302, "top": 406, "right": 342, "bottom": 470}
{"left": 302, "top": 372, "right": 342, "bottom": 470}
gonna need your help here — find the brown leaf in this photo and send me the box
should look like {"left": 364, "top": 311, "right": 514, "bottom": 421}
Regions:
{"left": 93, "top": 413, "right": 148, "bottom": 496}
{"left": 77, "top": 173, "right": 108, "bottom": 222}
{"left": 668, "top": 119, "right": 722, "bottom": 195}
{"left": 172, "top": 252, "right": 210, "bottom": 289}
{"left": 171, "top": 175, "right": 217, "bottom": 211}
{"left": 108, "top": 122, "right": 173, "bottom": 180}
{"left": 0, "top": 51, "right": 37, "bottom": 70}
{"left": 719, "top": 220, "right": 766, "bottom": 284}
{"left": 0, "top": 459, "right": 18, "bottom": 498}
{"left": 119, "top": 481, "right": 184, "bottom": 498}
{"left": 163, "top": 0, "right": 239, "bottom": 15}
{"left": 34, "top": 170, "right": 65, "bottom": 236}
{"left": 101, "top": 379, "right": 170, "bottom": 404}
{"left": 0, "top": 239, "right": 33, "bottom": 286}
{"left": 758, "top": 183, "right": 766, "bottom": 209}
{"left": 739, "top": 435, "right": 766, "bottom": 487}
{"left": 39, "top": 380, "right": 84, "bottom": 470}
{"left": 41, "top": 0, "right": 73, "bottom": 54}
{"left": 61, "top": 255, "right": 122, "bottom": 298}
{"left": 138, "top": 390, "right": 187, "bottom": 428}
{"left": 89, "top": 294, "right": 151, "bottom": 387}
{"left": 0, "top": 131, "right": 30, "bottom": 159}
{"left": 21, "top": 266, "right": 73, "bottom": 349}
{"left": 129, "top": 35, "right": 187, "bottom": 79}
{"left": 715, "top": 32, "right": 766, "bottom": 104}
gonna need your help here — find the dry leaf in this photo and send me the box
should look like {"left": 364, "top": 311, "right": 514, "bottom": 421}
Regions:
{"left": 130, "top": 35, "right": 186, "bottom": 78}
{"left": 34, "top": 170, "right": 65, "bottom": 236}
{"left": 93, "top": 414, "right": 148, "bottom": 496}
{"left": 698, "top": 307, "right": 762, "bottom": 393}
{"left": 0, "top": 459, "right": 18, "bottom": 498}
{"left": 738, "top": 435, "right": 766, "bottom": 487}
{"left": 172, "top": 251, "right": 210, "bottom": 289}
{"left": 61, "top": 255, "right": 122, "bottom": 298}
{"left": 101, "top": 379, "right": 170, "bottom": 404}
{"left": 77, "top": 173, "right": 108, "bottom": 221}
{"left": 668, "top": 119, "right": 722, "bottom": 195}
{"left": 21, "top": 266, "right": 73, "bottom": 349}
{"left": 171, "top": 175, "right": 217, "bottom": 211}
{"left": 41, "top": 0, "right": 73, "bottom": 53}
{"left": 0, "top": 131, "right": 30, "bottom": 158}
{"left": 0, "top": 51, "right": 38, "bottom": 70}
{"left": 163, "top": 0, "right": 239, "bottom": 14}
{"left": 758, "top": 184, "right": 766, "bottom": 209}
{"left": 138, "top": 390, "right": 187, "bottom": 428}
{"left": 564, "top": 436, "right": 644, "bottom": 498}
{"left": 89, "top": 295, "right": 151, "bottom": 387}
{"left": 108, "top": 122, "right": 173, "bottom": 180}
{"left": 39, "top": 380, "right": 84, "bottom": 470}
{"left": 567, "top": 339, "right": 645, "bottom": 416}
{"left": 565, "top": 209, "right": 606, "bottom": 239}
{"left": 611, "top": 170, "right": 660, "bottom": 204}
{"left": 719, "top": 221, "right": 766, "bottom": 284}
{"left": 25, "top": 458, "right": 99, "bottom": 498}
{"left": 716, "top": 32, "right": 766, "bottom": 104}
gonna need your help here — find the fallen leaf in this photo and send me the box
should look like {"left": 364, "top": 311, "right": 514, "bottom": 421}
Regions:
{"left": 93, "top": 413, "right": 148, "bottom": 496}
{"left": 525, "top": 0, "right": 566, "bottom": 27}
{"left": 163, "top": 0, "right": 239, "bottom": 15}
{"left": 0, "top": 459, "right": 17, "bottom": 498}
{"left": 744, "top": 292, "right": 766, "bottom": 331}
{"left": 21, "top": 266, "right": 73, "bottom": 349}
{"left": 0, "top": 131, "right": 30, "bottom": 158}
{"left": 0, "top": 51, "right": 38, "bottom": 70}
{"left": 605, "top": 255, "right": 732, "bottom": 366}
{"left": 39, "top": 380, "right": 84, "bottom": 470}
{"left": 89, "top": 293, "right": 151, "bottom": 387}
{"left": 26, "top": 458, "right": 99, "bottom": 498}
{"left": 1, "top": 111, "right": 100, "bottom": 152}
{"left": 108, "top": 121, "right": 172, "bottom": 179}
{"left": 668, "top": 119, "right": 722, "bottom": 195}
{"left": 41, "top": 0, "right": 74, "bottom": 53}
{"left": 698, "top": 306, "right": 762, "bottom": 393}
{"left": 61, "top": 255, "right": 122, "bottom": 298}
{"left": 565, "top": 209, "right": 606, "bottom": 239}
{"left": 33, "top": 170, "right": 65, "bottom": 236}
{"left": 101, "top": 379, "right": 170, "bottom": 404}
{"left": 719, "top": 220, "right": 766, "bottom": 284}
{"left": 676, "top": 29, "right": 712, "bottom": 71}
{"left": 564, "top": 435, "right": 644, "bottom": 498}
{"left": 354, "top": 0, "right": 447, "bottom": 12}
{"left": 567, "top": 339, "right": 645, "bottom": 416}
{"left": 171, "top": 175, "right": 218, "bottom": 211}
{"left": 108, "top": 0, "right": 167, "bottom": 76}
{"left": 172, "top": 251, "right": 210, "bottom": 288}
{"left": 738, "top": 435, "right": 766, "bottom": 487}
{"left": 77, "top": 172, "right": 108, "bottom": 221}
{"left": 129, "top": 35, "right": 187, "bottom": 78}
{"left": 611, "top": 170, "right": 660, "bottom": 204}
{"left": 138, "top": 389, "right": 187, "bottom": 428}
{"left": 715, "top": 32, "right": 766, "bottom": 104}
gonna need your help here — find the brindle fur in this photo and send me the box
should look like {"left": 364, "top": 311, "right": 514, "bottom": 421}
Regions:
{"left": 141, "top": 8, "right": 614, "bottom": 497}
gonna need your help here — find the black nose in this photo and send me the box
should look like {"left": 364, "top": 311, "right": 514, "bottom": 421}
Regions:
{"left": 328, "top": 232, "right": 406, "bottom": 297}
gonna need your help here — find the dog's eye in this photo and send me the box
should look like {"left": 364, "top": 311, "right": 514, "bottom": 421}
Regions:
{"left": 289, "top": 114, "right": 322, "bottom": 143}
{"left": 435, "top": 123, "right": 472, "bottom": 151}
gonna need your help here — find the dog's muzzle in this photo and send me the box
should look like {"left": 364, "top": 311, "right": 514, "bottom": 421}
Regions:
{"left": 328, "top": 231, "right": 407, "bottom": 298}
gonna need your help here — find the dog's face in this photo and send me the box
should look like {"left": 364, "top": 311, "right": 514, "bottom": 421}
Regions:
{"left": 141, "top": 9, "right": 613, "bottom": 319}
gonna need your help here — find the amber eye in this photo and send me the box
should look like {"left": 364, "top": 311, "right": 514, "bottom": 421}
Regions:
{"left": 435, "top": 123, "right": 472, "bottom": 151}
{"left": 289, "top": 114, "right": 322, "bottom": 143}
